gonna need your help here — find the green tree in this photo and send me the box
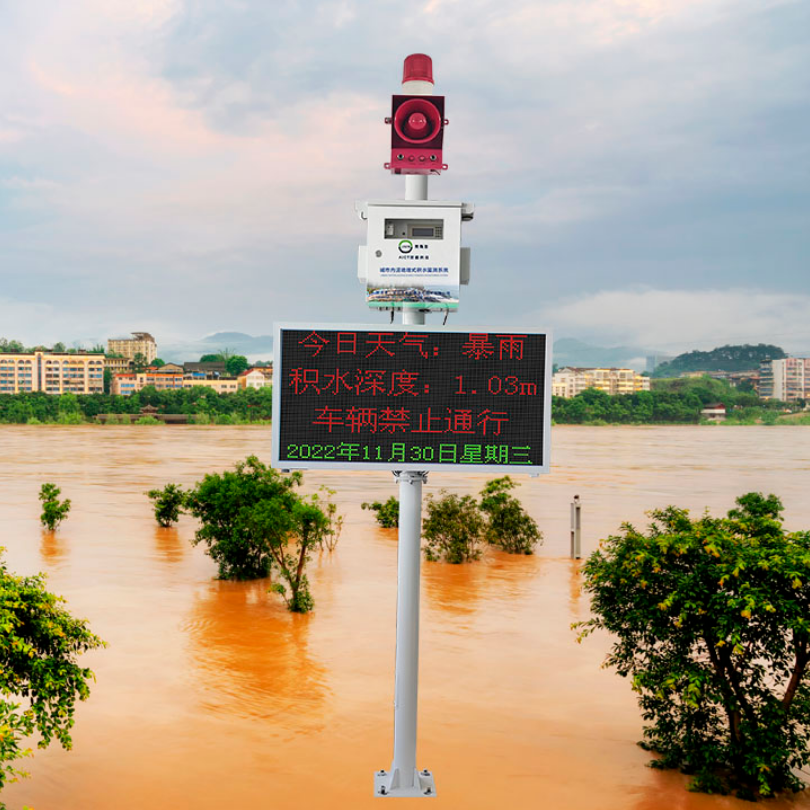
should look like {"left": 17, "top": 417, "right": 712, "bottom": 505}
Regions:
{"left": 147, "top": 484, "right": 186, "bottom": 527}
{"left": 0, "top": 549, "right": 104, "bottom": 807}
{"left": 265, "top": 495, "right": 332, "bottom": 612}
{"left": 577, "top": 493, "right": 810, "bottom": 799}
{"left": 131, "top": 353, "right": 148, "bottom": 372}
{"left": 151, "top": 358, "right": 166, "bottom": 368}
{"left": 199, "top": 354, "right": 220, "bottom": 363}
{"left": 225, "top": 355, "right": 249, "bottom": 376}
{"left": 479, "top": 477, "right": 542, "bottom": 555}
{"left": 362, "top": 497, "right": 400, "bottom": 528}
{"left": 39, "top": 484, "right": 71, "bottom": 531}
{"left": 52, "top": 342, "right": 66, "bottom": 353}
{"left": 103, "top": 368, "right": 113, "bottom": 394}
{"left": 422, "top": 492, "right": 484, "bottom": 563}
{"left": 183, "top": 457, "right": 342, "bottom": 612}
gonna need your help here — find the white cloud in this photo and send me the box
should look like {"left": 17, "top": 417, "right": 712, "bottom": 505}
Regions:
{"left": 0, "top": 0, "right": 807, "bottom": 347}
{"left": 532, "top": 288, "right": 810, "bottom": 352}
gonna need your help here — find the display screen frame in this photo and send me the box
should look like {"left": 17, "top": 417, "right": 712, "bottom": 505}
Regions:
{"left": 271, "top": 322, "right": 552, "bottom": 475}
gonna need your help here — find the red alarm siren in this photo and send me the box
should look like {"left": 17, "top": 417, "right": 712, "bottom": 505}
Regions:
{"left": 386, "top": 94, "right": 447, "bottom": 175}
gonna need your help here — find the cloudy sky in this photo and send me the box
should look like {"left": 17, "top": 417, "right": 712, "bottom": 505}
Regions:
{"left": 1, "top": 0, "right": 808, "bottom": 355}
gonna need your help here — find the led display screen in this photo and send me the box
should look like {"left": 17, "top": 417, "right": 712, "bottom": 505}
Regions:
{"left": 271, "top": 324, "right": 551, "bottom": 473}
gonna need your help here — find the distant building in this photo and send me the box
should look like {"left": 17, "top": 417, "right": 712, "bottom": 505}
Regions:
{"left": 758, "top": 358, "right": 810, "bottom": 401}
{"left": 153, "top": 363, "right": 183, "bottom": 374}
{"left": 107, "top": 332, "right": 157, "bottom": 364}
{"left": 182, "top": 377, "right": 239, "bottom": 394}
{"left": 552, "top": 367, "right": 650, "bottom": 399}
{"left": 104, "top": 356, "right": 132, "bottom": 376}
{"left": 183, "top": 361, "right": 227, "bottom": 378}
{"left": 238, "top": 368, "right": 272, "bottom": 390}
{"left": 0, "top": 352, "right": 104, "bottom": 395}
{"left": 112, "top": 371, "right": 239, "bottom": 396}
{"left": 645, "top": 354, "right": 670, "bottom": 373}
{"left": 700, "top": 402, "right": 727, "bottom": 422}
{"left": 112, "top": 371, "right": 184, "bottom": 396}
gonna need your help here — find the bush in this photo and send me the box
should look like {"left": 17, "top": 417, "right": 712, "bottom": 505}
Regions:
{"left": 361, "top": 496, "right": 400, "bottom": 528}
{"left": 479, "top": 477, "right": 542, "bottom": 555}
{"left": 183, "top": 456, "right": 342, "bottom": 612}
{"left": 577, "top": 493, "right": 810, "bottom": 799}
{"left": 0, "top": 548, "right": 104, "bottom": 803}
{"left": 147, "top": 484, "right": 186, "bottom": 527}
{"left": 39, "top": 483, "right": 71, "bottom": 531}
{"left": 422, "top": 491, "right": 484, "bottom": 563}
{"left": 55, "top": 411, "right": 84, "bottom": 425}
{"left": 134, "top": 415, "right": 162, "bottom": 425}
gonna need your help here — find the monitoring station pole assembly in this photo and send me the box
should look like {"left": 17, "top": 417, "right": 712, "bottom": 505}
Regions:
{"left": 273, "top": 52, "right": 550, "bottom": 800}
{"left": 382, "top": 53, "right": 440, "bottom": 799}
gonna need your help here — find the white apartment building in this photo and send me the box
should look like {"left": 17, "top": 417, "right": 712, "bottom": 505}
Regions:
{"left": 758, "top": 358, "right": 810, "bottom": 401}
{"left": 552, "top": 367, "right": 651, "bottom": 399}
{"left": 0, "top": 352, "right": 105, "bottom": 395}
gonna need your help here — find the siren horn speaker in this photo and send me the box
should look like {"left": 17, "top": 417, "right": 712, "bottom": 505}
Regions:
{"left": 394, "top": 98, "right": 442, "bottom": 143}
{"left": 387, "top": 94, "right": 447, "bottom": 175}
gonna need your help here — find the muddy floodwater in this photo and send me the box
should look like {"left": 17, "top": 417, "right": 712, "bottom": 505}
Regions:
{"left": 2, "top": 425, "right": 810, "bottom": 810}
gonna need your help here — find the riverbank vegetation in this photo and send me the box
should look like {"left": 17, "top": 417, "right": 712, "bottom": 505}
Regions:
{"left": 0, "top": 387, "right": 273, "bottom": 424}
{"left": 0, "top": 549, "right": 104, "bottom": 808}
{"left": 577, "top": 493, "right": 810, "bottom": 800}
{"left": 1, "top": 376, "right": 806, "bottom": 426}
{"left": 553, "top": 377, "right": 804, "bottom": 424}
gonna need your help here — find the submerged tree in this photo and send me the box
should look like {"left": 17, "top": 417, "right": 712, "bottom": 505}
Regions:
{"left": 422, "top": 491, "right": 484, "bottom": 564}
{"left": 147, "top": 483, "right": 186, "bottom": 527}
{"left": 361, "top": 496, "right": 400, "bottom": 528}
{"left": 184, "top": 456, "right": 342, "bottom": 612}
{"left": 0, "top": 549, "right": 104, "bottom": 807}
{"left": 479, "top": 477, "right": 542, "bottom": 555}
{"left": 577, "top": 493, "right": 810, "bottom": 799}
{"left": 38, "top": 483, "right": 71, "bottom": 532}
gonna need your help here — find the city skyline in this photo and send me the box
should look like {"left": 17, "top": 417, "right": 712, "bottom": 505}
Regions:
{"left": 1, "top": 0, "right": 808, "bottom": 353}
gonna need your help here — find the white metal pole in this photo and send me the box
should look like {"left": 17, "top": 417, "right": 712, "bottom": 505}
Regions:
{"left": 388, "top": 470, "right": 425, "bottom": 792}
{"left": 405, "top": 174, "right": 428, "bottom": 204}
{"left": 390, "top": 171, "right": 430, "bottom": 794}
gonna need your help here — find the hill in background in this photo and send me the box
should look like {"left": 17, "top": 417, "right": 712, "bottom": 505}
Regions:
{"left": 159, "top": 332, "right": 274, "bottom": 364}
{"left": 552, "top": 338, "right": 653, "bottom": 370}
{"left": 652, "top": 344, "right": 786, "bottom": 378}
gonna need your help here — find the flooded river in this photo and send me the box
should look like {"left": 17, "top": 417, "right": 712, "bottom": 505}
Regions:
{"left": 1, "top": 425, "right": 810, "bottom": 809}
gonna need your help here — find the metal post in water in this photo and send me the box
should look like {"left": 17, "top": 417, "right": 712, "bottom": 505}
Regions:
{"left": 570, "top": 495, "right": 582, "bottom": 559}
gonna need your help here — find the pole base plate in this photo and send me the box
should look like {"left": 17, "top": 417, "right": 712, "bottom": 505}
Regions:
{"left": 374, "top": 768, "right": 436, "bottom": 798}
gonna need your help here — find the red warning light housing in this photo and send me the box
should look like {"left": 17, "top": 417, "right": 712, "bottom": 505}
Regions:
{"left": 385, "top": 94, "right": 448, "bottom": 175}
{"left": 402, "top": 53, "right": 434, "bottom": 85}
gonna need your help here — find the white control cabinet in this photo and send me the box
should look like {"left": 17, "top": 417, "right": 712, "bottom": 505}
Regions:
{"left": 356, "top": 199, "right": 473, "bottom": 310}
